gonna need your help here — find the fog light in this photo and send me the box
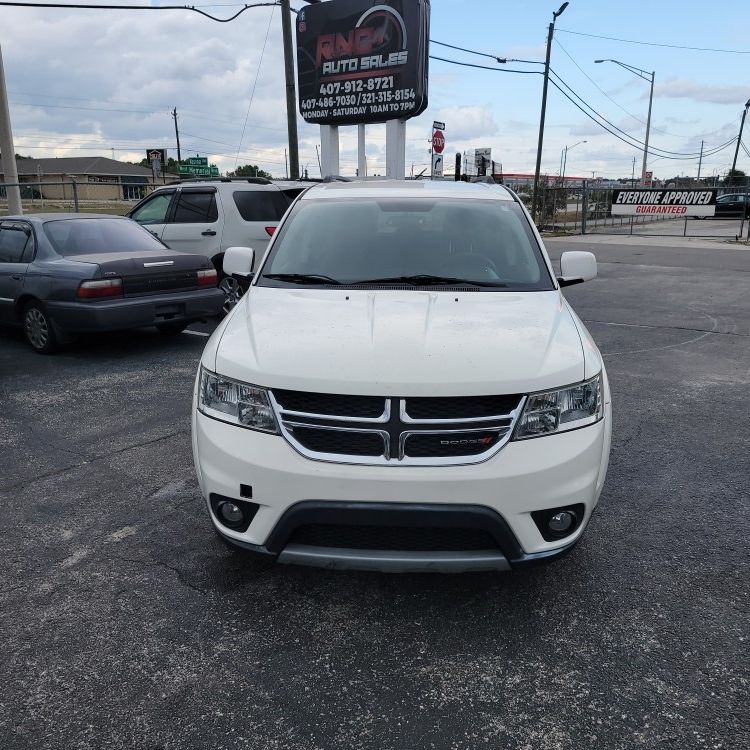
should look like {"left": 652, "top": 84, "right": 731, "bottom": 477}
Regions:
{"left": 218, "top": 501, "right": 244, "bottom": 527}
{"left": 548, "top": 511, "right": 575, "bottom": 534}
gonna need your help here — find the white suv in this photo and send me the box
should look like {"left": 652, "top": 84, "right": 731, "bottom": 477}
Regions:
{"left": 192, "top": 180, "right": 612, "bottom": 573}
{"left": 128, "top": 178, "right": 304, "bottom": 311}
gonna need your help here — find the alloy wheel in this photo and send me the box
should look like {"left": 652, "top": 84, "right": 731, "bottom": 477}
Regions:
{"left": 25, "top": 307, "right": 49, "bottom": 350}
{"left": 219, "top": 277, "right": 244, "bottom": 315}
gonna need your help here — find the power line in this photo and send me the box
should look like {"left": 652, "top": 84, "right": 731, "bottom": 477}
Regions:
{"left": 11, "top": 101, "right": 159, "bottom": 115}
{"left": 430, "top": 39, "right": 506, "bottom": 64}
{"left": 549, "top": 70, "right": 736, "bottom": 157}
{"left": 553, "top": 39, "right": 733, "bottom": 142}
{"left": 556, "top": 28, "right": 750, "bottom": 54}
{"left": 429, "top": 55, "right": 542, "bottom": 75}
{"left": 0, "top": 1, "right": 281, "bottom": 22}
{"left": 235, "top": 4, "right": 274, "bottom": 167}
{"left": 431, "top": 45, "right": 731, "bottom": 159}
{"left": 553, "top": 38, "right": 680, "bottom": 138}
{"left": 548, "top": 77, "right": 736, "bottom": 161}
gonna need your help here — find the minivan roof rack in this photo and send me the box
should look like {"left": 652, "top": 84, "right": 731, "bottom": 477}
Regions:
{"left": 175, "top": 176, "right": 273, "bottom": 185}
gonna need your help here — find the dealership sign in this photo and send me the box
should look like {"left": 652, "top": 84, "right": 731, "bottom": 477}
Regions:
{"left": 296, "top": 0, "right": 430, "bottom": 126}
{"left": 611, "top": 189, "right": 717, "bottom": 217}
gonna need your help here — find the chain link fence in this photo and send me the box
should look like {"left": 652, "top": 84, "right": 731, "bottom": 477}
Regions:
{"left": 0, "top": 178, "right": 172, "bottom": 217}
{"left": 531, "top": 179, "right": 750, "bottom": 240}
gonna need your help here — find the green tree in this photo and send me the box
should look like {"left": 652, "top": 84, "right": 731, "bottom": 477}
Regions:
{"left": 226, "top": 164, "right": 272, "bottom": 179}
{"left": 724, "top": 168, "right": 746, "bottom": 186}
{"left": 136, "top": 156, "right": 180, "bottom": 175}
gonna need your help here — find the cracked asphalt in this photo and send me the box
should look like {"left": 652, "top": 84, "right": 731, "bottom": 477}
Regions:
{"left": 1, "top": 236, "right": 748, "bottom": 750}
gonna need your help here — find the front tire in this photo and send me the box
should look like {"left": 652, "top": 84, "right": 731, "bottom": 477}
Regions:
{"left": 23, "top": 302, "right": 61, "bottom": 354}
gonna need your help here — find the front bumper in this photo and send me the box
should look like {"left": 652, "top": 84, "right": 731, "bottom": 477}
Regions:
{"left": 192, "top": 397, "right": 612, "bottom": 571}
{"left": 47, "top": 288, "right": 224, "bottom": 333}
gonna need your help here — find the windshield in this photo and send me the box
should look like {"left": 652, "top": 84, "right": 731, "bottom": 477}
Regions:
{"left": 44, "top": 218, "right": 165, "bottom": 256}
{"left": 258, "top": 198, "right": 553, "bottom": 290}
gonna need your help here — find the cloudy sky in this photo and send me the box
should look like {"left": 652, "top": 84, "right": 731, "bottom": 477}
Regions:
{"left": 2, "top": 0, "right": 749, "bottom": 180}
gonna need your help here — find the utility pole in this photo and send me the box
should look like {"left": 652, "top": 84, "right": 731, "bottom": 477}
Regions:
{"left": 730, "top": 99, "right": 750, "bottom": 176}
{"left": 0, "top": 44, "right": 22, "bottom": 215}
{"left": 531, "top": 2, "right": 568, "bottom": 222}
{"left": 697, "top": 140, "right": 704, "bottom": 179}
{"left": 172, "top": 108, "right": 182, "bottom": 164}
{"left": 641, "top": 71, "right": 655, "bottom": 183}
{"left": 280, "top": 0, "right": 300, "bottom": 179}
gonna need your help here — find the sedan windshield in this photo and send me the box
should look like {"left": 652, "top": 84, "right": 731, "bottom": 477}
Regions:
{"left": 259, "top": 198, "right": 554, "bottom": 291}
{"left": 44, "top": 218, "right": 165, "bottom": 256}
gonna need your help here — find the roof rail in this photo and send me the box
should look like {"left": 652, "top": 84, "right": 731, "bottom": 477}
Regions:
{"left": 175, "top": 176, "right": 273, "bottom": 185}
{"left": 321, "top": 175, "right": 353, "bottom": 182}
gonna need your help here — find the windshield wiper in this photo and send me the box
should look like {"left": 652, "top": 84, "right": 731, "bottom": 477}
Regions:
{"left": 351, "top": 274, "right": 507, "bottom": 288}
{"left": 262, "top": 273, "right": 341, "bottom": 285}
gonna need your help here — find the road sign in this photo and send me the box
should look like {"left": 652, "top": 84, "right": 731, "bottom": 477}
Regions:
{"left": 611, "top": 188, "right": 716, "bottom": 217}
{"left": 432, "top": 130, "right": 445, "bottom": 154}
{"left": 644, "top": 170, "right": 653, "bottom": 187}
{"left": 296, "top": 0, "right": 430, "bottom": 126}
{"left": 146, "top": 148, "right": 167, "bottom": 164}
{"left": 474, "top": 147, "right": 491, "bottom": 175}
{"left": 431, "top": 152, "right": 443, "bottom": 178}
{"left": 187, "top": 156, "right": 208, "bottom": 167}
{"left": 178, "top": 164, "right": 220, "bottom": 177}
{"left": 432, "top": 120, "right": 445, "bottom": 130}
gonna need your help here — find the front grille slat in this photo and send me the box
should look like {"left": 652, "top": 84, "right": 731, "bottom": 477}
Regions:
{"left": 404, "top": 395, "right": 520, "bottom": 420}
{"left": 287, "top": 425, "right": 385, "bottom": 457}
{"left": 272, "top": 391, "right": 524, "bottom": 466}
{"left": 403, "top": 430, "right": 507, "bottom": 458}
{"left": 273, "top": 389, "right": 385, "bottom": 418}
{"left": 289, "top": 524, "right": 499, "bottom": 551}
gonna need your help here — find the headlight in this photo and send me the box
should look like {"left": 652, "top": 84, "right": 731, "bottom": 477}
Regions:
{"left": 198, "top": 368, "right": 278, "bottom": 433}
{"left": 513, "top": 374, "right": 602, "bottom": 440}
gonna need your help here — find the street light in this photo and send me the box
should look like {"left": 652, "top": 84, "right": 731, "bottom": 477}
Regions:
{"left": 595, "top": 58, "right": 655, "bottom": 185}
{"left": 560, "top": 140, "right": 586, "bottom": 185}
{"left": 730, "top": 98, "right": 750, "bottom": 178}
{"left": 531, "top": 2, "right": 569, "bottom": 221}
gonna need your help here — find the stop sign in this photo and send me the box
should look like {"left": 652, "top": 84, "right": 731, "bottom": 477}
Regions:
{"left": 432, "top": 129, "right": 445, "bottom": 154}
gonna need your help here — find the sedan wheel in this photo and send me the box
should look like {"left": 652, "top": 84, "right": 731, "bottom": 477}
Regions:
{"left": 219, "top": 276, "right": 244, "bottom": 315}
{"left": 23, "top": 302, "right": 59, "bottom": 354}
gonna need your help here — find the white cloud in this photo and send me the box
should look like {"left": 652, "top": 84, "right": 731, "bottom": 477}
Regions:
{"left": 651, "top": 78, "right": 750, "bottom": 105}
{"left": 434, "top": 104, "right": 498, "bottom": 140}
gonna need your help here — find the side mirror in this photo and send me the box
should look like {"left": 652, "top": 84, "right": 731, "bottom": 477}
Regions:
{"left": 223, "top": 246, "right": 255, "bottom": 281}
{"left": 558, "top": 251, "right": 597, "bottom": 287}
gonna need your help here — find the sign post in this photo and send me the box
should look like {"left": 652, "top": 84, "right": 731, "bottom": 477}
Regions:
{"left": 147, "top": 148, "right": 167, "bottom": 184}
{"left": 431, "top": 123, "right": 444, "bottom": 179}
{"left": 296, "top": 0, "right": 430, "bottom": 178}
{"left": 474, "top": 148, "right": 491, "bottom": 177}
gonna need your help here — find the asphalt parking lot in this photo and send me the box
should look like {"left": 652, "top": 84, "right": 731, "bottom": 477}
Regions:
{"left": 1, "top": 236, "right": 748, "bottom": 750}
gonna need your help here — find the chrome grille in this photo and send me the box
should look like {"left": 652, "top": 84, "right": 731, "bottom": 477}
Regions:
{"left": 270, "top": 391, "right": 525, "bottom": 466}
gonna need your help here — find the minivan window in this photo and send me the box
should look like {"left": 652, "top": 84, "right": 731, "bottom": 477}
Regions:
{"left": 131, "top": 192, "right": 173, "bottom": 225}
{"left": 259, "top": 198, "right": 554, "bottom": 291}
{"left": 233, "top": 190, "right": 290, "bottom": 222}
{"left": 44, "top": 218, "right": 165, "bottom": 256}
{"left": 172, "top": 191, "right": 218, "bottom": 223}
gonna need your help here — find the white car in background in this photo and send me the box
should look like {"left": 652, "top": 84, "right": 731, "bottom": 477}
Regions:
{"left": 192, "top": 180, "right": 612, "bottom": 573}
{"left": 128, "top": 178, "right": 305, "bottom": 312}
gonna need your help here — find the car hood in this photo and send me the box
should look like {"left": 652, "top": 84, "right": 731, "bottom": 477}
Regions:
{"left": 212, "top": 287, "right": 586, "bottom": 396}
